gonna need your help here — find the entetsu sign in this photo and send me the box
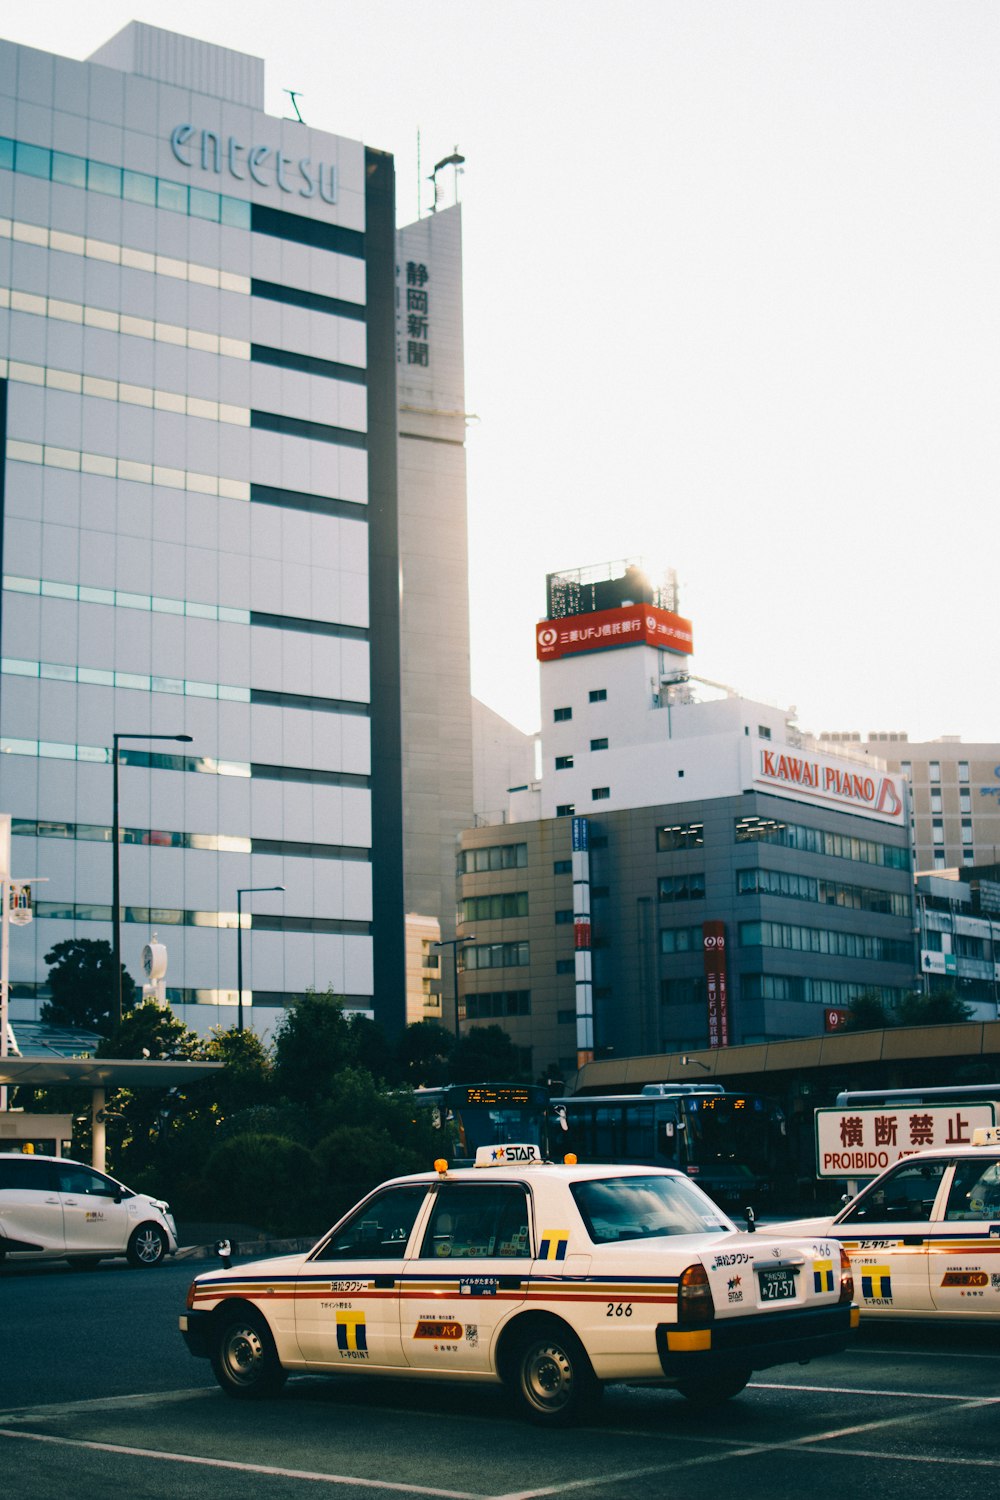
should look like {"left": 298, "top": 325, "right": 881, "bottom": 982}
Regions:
{"left": 170, "top": 125, "right": 338, "bottom": 203}
{"left": 753, "top": 741, "right": 905, "bottom": 824}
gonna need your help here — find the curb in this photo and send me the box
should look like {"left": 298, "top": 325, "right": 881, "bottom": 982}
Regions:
{"left": 174, "top": 1236, "right": 317, "bottom": 1263}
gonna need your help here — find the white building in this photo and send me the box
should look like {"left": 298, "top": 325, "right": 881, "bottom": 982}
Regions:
{"left": 0, "top": 23, "right": 422, "bottom": 1035}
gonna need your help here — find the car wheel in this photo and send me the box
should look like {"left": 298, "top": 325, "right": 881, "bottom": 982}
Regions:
{"left": 210, "top": 1310, "right": 288, "bottom": 1399}
{"left": 126, "top": 1223, "right": 167, "bottom": 1268}
{"left": 507, "top": 1321, "right": 600, "bottom": 1426}
{"left": 677, "top": 1368, "right": 751, "bottom": 1407}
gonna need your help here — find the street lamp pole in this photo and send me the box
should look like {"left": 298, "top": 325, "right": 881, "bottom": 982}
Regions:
{"left": 112, "top": 732, "right": 192, "bottom": 1031}
{"left": 237, "top": 885, "right": 285, "bottom": 1033}
{"left": 433, "top": 935, "right": 476, "bottom": 1041}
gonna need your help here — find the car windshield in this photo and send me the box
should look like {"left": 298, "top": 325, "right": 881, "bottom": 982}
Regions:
{"left": 570, "top": 1173, "right": 732, "bottom": 1244}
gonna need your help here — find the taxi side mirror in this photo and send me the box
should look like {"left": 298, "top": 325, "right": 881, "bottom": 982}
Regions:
{"left": 215, "top": 1238, "right": 232, "bottom": 1268}
{"left": 744, "top": 1205, "right": 756, "bottom": 1234}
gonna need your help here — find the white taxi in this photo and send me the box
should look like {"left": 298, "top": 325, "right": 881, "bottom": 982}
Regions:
{"left": 771, "top": 1127, "right": 1000, "bottom": 1322}
{"left": 0, "top": 1152, "right": 178, "bottom": 1268}
{"left": 180, "top": 1145, "right": 857, "bottom": 1424}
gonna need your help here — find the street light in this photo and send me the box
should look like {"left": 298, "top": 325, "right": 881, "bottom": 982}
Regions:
{"left": 112, "top": 732, "right": 192, "bottom": 1030}
{"left": 433, "top": 935, "right": 476, "bottom": 1040}
{"left": 236, "top": 885, "right": 285, "bottom": 1033}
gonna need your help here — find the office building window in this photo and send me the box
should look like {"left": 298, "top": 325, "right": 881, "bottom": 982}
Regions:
{"left": 959, "top": 761, "right": 970, "bottom": 783}
{"left": 459, "top": 844, "right": 528, "bottom": 874}
{"left": 461, "top": 892, "right": 529, "bottom": 922}
{"left": 960, "top": 790, "right": 972, "bottom": 814}
{"left": 933, "top": 820, "right": 944, "bottom": 844}
{"left": 931, "top": 791, "right": 942, "bottom": 813}
{"left": 589, "top": 689, "right": 607, "bottom": 702}
{"left": 933, "top": 852, "right": 946, "bottom": 869}
{"left": 962, "top": 821, "right": 974, "bottom": 845}
{"left": 590, "top": 738, "right": 608, "bottom": 751}
{"left": 658, "top": 873, "right": 706, "bottom": 902}
{"left": 555, "top": 755, "right": 574, "bottom": 770}
{"left": 554, "top": 707, "right": 572, "bottom": 722}
{"left": 554, "top": 910, "right": 574, "bottom": 925}
{"left": 556, "top": 804, "right": 575, "bottom": 818}
{"left": 929, "top": 761, "right": 941, "bottom": 783}
{"left": 592, "top": 787, "right": 610, "bottom": 801}
{"left": 555, "top": 959, "right": 575, "bottom": 974}
{"left": 553, "top": 860, "right": 572, "bottom": 875}
{"left": 657, "top": 822, "right": 704, "bottom": 851}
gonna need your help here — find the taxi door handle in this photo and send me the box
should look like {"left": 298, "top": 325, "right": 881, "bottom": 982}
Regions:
{"left": 45, "top": 1196, "right": 60, "bottom": 1204}
{"left": 373, "top": 1275, "right": 395, "bottom": 1289}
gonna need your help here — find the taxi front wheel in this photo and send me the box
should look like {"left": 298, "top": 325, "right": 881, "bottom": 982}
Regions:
{"left": 507, "top": 1321, "right": 600, "bottom": 1426}
{"left": 676, "top": 1368, "right": 751, "bottom": 1407}
{"left": 211, "top": 1310, "right": 288, "bottom": 1399}
{"left": 127, "top": 1224, "right": 167, "bottom": 1268}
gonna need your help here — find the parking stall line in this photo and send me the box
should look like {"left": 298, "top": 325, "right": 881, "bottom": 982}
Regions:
{"left": 753, "top": 1379, "right": 1000, "bottom": 1401}
{"left": 0, "top": 1429, "right": 487, "bottom": 1498}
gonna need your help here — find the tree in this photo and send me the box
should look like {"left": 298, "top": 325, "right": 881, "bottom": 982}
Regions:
{"left": 394, "top": 1020, "right": 455, "bottom": 1087}
{"left": 897, "top": 989, "right": 975, "bottom": 1027}
{"left": 842, "top": 992, "right": 894, "bottom": 1032}
{"left": 449, "top": 1025, "right": 530, "bottom": 1084}
{"left": 41, "top": 938, "right": 136, "bottom": 1036}
{"left": 271, "top": 988, "right": 359, "bottom": 1104}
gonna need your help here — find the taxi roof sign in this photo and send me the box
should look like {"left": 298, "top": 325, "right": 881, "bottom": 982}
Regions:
{"left": 972, "top": 1126, "right": 1000, "bottom": 1147}
{"left": 474, "top": 1144, "right": 542, "bottom": 1167}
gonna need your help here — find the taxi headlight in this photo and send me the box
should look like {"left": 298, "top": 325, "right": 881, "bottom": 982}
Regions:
{"left": 677, "top": 1263, "right": 715, "bottom": 1324}
{"left": 838, "top": 1245, "right": 854, "bottom": 1304}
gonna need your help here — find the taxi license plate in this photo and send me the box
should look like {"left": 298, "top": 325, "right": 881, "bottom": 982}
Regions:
{"left": 758, "top": 1267, "right": 796, "bottom": 1301}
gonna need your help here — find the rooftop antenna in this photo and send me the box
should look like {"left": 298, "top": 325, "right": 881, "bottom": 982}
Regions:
{"left": 284, "top": 89, "right": 305, "bottom": 124}
{"left": 429, "top": 146, "right": 465, "bottom": 212}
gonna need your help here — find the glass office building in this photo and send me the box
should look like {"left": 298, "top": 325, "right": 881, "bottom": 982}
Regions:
{"left": 0, "top": 23, "right": 407, "bottom": 1034}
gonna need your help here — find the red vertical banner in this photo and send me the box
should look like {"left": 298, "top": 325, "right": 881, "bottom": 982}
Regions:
{"left": 702, "top": 921, "right": 730, "bottom": 1049}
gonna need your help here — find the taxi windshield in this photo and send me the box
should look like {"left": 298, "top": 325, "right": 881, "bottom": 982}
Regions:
{"left": 570, "top": 1174, "right": 732, "bottom": 1244}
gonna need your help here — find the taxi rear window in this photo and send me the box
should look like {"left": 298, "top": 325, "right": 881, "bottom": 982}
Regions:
{"left": 570, "top": 1174, "right": 730, "bottom": 1244}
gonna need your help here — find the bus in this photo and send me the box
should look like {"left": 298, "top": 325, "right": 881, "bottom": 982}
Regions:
{"left": 416, "top": 1083, "right": 553, "bottom": 1164}
{"left": 551, "top": 1086, "right": 790, "bottom": 1207}
{"left": 836, "top": 1083, "right": 1000, "bottom": 1108}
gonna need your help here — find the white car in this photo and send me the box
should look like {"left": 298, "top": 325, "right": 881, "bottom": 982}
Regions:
{"left": 180, "top": 1144, "right": 857, "bottom": 1424}
{"left": 0, "top": 1152, "right": 177, "bottom": 1268}
{"left": 770, "top": 1128, "right": 1000, "bottom": 1321}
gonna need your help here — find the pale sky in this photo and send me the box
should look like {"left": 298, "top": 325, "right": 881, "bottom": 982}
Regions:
{"left": 4, "top": 2, "right": 998, "bottom": 742}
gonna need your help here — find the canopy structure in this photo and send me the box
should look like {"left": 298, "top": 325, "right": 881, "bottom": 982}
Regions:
{"left": 0, "top": 1058, "right": 224, "bottom": 1170}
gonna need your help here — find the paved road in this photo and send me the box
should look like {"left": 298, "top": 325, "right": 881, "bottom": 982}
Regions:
{"left": 3, "top": 1256, "right": 999, "bottom": 1500}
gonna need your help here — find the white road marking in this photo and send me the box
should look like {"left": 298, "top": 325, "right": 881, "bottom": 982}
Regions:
{"left": 752, "top": 1379, "right": 1000, "bottom": 1401}
{"left": 0, "top": 1429, "right": 486, "bottom": 1498}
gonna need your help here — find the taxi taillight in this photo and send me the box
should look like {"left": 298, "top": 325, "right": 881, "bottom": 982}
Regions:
{"left": 838, "top": 1246, "right": 854, "bottom": 1304}
{"left": 185, "top": 1281, "right": 198, "bottom": 1311}
{"left": 677, "top": 1263, "right": 715, "bottom": 1324}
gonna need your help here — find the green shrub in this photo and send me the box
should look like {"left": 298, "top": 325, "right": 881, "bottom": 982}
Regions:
{"left": 200, "top": 1132, "right": 321, "bottom": 1235}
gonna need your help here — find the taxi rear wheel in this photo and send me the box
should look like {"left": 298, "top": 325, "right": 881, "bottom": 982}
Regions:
{"left": 676, "top": 1368, "right": 751, "bottom": 1407}
{"left": 507, "top": 1321, "right": 600, "bottom": 1426}
{"left": 211, "top": 1310, "right": 288, "bottom": 1399}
